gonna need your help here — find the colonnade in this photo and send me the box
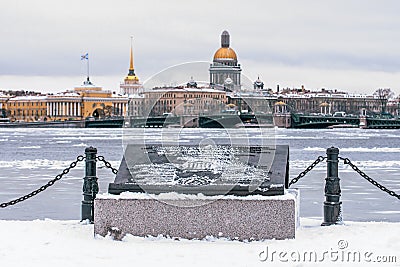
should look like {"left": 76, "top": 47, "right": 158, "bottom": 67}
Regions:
{"left": 47, "top": 102, "right": 81, "bottom": 117}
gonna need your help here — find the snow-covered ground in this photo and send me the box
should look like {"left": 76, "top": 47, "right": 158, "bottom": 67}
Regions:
{"left": 0, "top": 218, "right": 399, "bottom": 267}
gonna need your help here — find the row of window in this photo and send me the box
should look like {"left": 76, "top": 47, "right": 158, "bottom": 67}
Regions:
{"left": 183, "top": 94, "right": 225, "bottom": 99}
{"left": 8, "top": 102, "right": 45, "bottom": 107}
{"left": 12, "top": 110, "right": 45, "bottom": 116}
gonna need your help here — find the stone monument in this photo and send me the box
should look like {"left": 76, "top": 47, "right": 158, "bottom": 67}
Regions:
{"left": 94, "top": 136, "right": 298, "bottom": 240}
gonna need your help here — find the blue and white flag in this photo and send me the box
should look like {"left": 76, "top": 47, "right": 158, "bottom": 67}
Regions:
{"left": 81, "top": 53, "right": 88, "bottom": 60}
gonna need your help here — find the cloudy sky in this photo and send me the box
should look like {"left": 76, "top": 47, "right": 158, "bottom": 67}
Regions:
{"left": 1, "top": 0, "right": 400, "bottom": 94}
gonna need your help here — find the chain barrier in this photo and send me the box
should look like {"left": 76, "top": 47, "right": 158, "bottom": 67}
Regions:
{"left": 96, "top": 155, "right": 118, "bottom": 175}
{"left": 0, "top": 155, "right": 86, "bottom": 208}
{"left": 289, "top": 156, "right": 326, "bottom": 186}
{"left": 339, "top": 157, "right": 400, "bottom": 200}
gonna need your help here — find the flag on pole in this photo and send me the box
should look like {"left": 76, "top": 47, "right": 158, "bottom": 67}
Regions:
{"left": 81, "top": 53, "right": 88, "bottom": 60}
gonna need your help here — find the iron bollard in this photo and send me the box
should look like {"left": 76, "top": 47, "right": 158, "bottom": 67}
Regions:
{"left": 81, "top": 146, "right": 99, "bottom": 223}
{"left": 322, "top": 147, "right": 343, "bottom": 226}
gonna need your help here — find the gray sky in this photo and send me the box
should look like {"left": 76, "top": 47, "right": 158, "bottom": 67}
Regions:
{"left": 1, "top": 0, "right": 400, "bottom": 94}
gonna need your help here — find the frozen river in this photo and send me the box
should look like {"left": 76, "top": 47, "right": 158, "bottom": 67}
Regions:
{"left": 0, "top": 127, "right": 399, "bottom": 222}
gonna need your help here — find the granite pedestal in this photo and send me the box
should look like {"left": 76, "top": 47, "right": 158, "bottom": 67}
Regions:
{"left": 95, "top": 143, "right": 297, "bottom": 240}
{"left": 94, "top": 190, "right": 298, "bottom": 240}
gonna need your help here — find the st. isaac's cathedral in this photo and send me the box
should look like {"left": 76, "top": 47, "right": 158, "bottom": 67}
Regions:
{"left": 209, "top": 30, "right": 242, "bottom": 91}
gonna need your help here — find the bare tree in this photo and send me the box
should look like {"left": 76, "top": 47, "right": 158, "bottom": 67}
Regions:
{"left": 374, "top": 88, "right": 394, "bottom": 114}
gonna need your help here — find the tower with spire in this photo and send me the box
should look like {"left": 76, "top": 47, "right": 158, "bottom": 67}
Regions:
{"left": 120, "top": 37, "right": 142, "bottom": 95}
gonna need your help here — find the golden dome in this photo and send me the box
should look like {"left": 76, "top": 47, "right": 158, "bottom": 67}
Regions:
{"left": 125, "top": 75, "right": 139, "bottom": 81}
{"left": 275, "top": 101, "right": 286, "bottom": 106}
{"left": 213, "top": 47, "right": 237, "bottom": 60}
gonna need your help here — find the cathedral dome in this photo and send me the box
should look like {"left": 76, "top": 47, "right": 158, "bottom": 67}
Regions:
{"left": 213, "top": 47, "right": 237, "bottom": 60}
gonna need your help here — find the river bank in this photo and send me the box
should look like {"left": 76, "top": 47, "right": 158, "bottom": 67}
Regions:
{"left": 0, "top": 218, "right": 398, "bottom": 266}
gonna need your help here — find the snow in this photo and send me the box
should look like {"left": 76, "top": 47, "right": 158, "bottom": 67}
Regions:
{"left": 96, "top": 190, "right": 297, "bottom": 201}
{"left": 0, "top": 218, "right": 399, "bottom": 267}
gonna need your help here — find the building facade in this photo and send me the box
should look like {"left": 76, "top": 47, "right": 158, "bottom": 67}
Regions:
{"left": 2, "top": 79, "right": 128, "bottom": 122}
{"left": 129, "top": 79, "right": 227, "bottom": 117}
{"left": 279, "top": 91, "right": 383, "bottom": 115}
{"left": 46, "top": 79, "right": 128, "bottom": 121}
{"left": 7, "top": 95, "right": 47, "bottom": 122}
{"left": 0, "top": 94, "right": 9, "bottom": 118}
{"left": 209, "top": 31, "right": 242, "bottom": 91}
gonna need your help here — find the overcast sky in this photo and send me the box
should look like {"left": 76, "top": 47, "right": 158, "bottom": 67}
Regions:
{"left": 1, "top": 0, "right": 400, "bottom": 94}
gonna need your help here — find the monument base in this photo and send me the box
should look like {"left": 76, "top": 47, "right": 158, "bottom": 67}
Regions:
{"left": 94, "top": 189, "right": 299, "bottom": 241}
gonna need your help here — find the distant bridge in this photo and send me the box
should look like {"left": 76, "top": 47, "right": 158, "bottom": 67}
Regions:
{"left": 365, "top": 118, "right": 400, "bottom": 129}
{"left": 291, "top": 114, "right": 400, "bottom": 129}
{"left": 127, "top": 114, "right": 400, "bottom": 129}
{"left": 129, "top": 114, "right": 274, "bottom": 128}
{"left": 199, "top": 114, "right": 273, "bottom": 128}
{"left": 129, "top": 116, "right": 180, "bottom": 128}
{"left": 291, "top": 114, "right": 359, "bottom": 128}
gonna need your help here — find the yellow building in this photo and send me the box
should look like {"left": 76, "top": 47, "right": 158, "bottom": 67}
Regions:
{"left": 0, "top": 94, "right": 9, "bottom": 118}
{"left": 3, "top": 78, "right": 128, "bottom": 122}
{"left": 46, "top": 79, "right": 128, "bottom": 121}
{"left": 7, "top": 96, "right": 47, "bottom": 122}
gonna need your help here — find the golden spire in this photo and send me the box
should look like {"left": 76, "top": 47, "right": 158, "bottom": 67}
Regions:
{"left": 129, "top": 36, "right": 134, "bottom": 71}
{"left": 125, "top": 36, "right": 139, "bottom": 82}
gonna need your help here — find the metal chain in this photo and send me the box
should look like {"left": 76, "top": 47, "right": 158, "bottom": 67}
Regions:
{"left": 0, "top": 155, "right": 86, "bottom": 208}
{"left": 339, "top": 157, "right": 400, "bottom": 200}
{"left": 96, "top": 155, "right": 118, "bottom": 175}
{"left": 289, "top": 156, "right": 326, "bottom": 187}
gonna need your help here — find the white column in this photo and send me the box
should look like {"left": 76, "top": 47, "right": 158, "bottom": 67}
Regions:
{"left": 55, "top": 102, "right": 58, "bottom": 116}
{"left": 78, "top": 103, "right": 81, "bottom": 117}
